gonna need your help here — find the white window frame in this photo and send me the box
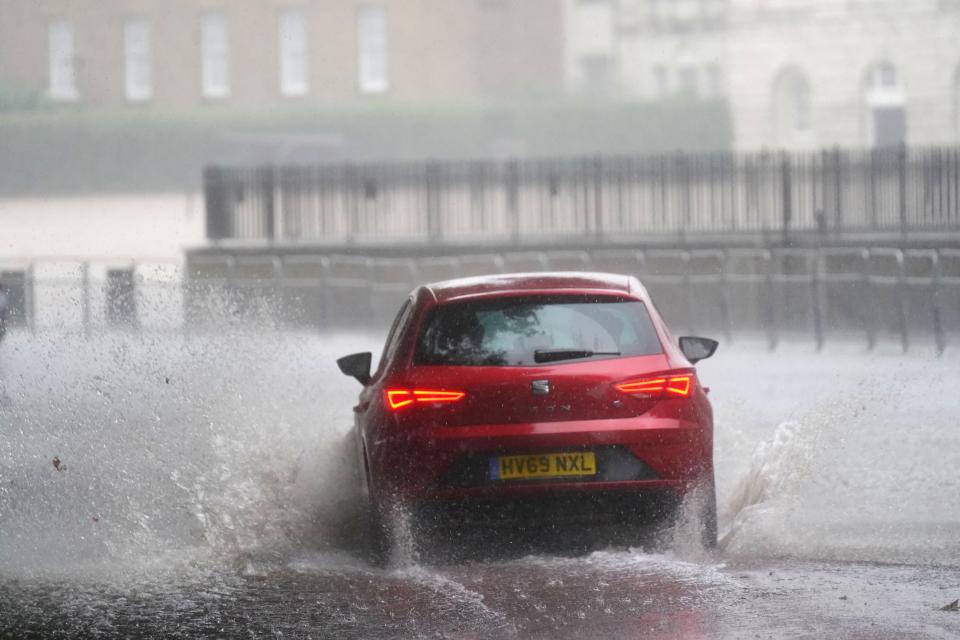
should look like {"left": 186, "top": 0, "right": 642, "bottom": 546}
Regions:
{"left": 124, "top": 18, "right": 153, "bottom": 102}
{"left": 200, "top": 12, "right": 230, "bottom": 99}
{"left": 278, "top": 9, "right": 309, "bottom": 97}
{"left": 357, "top": 6, "right": 389, "bottom": 94}
{"left": 48, "top": 20, "right": 78, "bottom": 101}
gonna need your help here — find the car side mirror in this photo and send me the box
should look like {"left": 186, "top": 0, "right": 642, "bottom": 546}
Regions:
{"left": 337, "top": 352, "right": 372, "bottom": 385}
{"left": 679, "top": 336, "right": 718, "bottom": 364}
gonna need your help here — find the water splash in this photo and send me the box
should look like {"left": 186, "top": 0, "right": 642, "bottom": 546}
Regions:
{"left": 712, "top": 349, "right": 960, "bottom": 566}
{"left": 0, "top": 328, "right": 372, "bottom": 578}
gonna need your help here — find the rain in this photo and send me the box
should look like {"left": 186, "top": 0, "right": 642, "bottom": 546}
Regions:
{"left": 1, "top": 1, "right": 960, "bottom": 638}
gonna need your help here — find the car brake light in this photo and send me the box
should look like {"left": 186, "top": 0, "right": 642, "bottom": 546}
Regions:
{"left": 616, "top": 373, "right": 693, "bottom": 398}
{"left": 386, "top": 388, "right": 466, "bottom": 410}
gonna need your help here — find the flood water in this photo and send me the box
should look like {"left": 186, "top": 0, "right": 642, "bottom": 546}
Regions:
{"left": 1, "top": 328, "right": 959, "bottom": 638}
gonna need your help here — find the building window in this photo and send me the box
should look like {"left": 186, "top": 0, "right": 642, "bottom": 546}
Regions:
{"left": 200, "top": 13, "right": 230, "bottom": 99}
{"left": 706, "top": 63, "right": 723, "bottom": 97}
{"left": 278, "top": 9, "right": 309, "bottom": 97}
{"left": 47, "top": 20, "right": 78, "bottom": 101}
{"left": 678, "top": 65, "right": 699, "bottom": 97}
{"left": 954, "top": 65, "right": 960, "bottom": 140}
{"left": 773, "top": 67, "right": 811, "bottom": 146}
{"left": 654, "top": 65, "right": 669, "bottom": 96}
{"left": 124, "top": 18, "right": 153, "bottom": 102}
{"left": 357, "top": 6, "right": 388, "bottom": 94}
{"left": 871, "top": 62, "right": 898, "bottom": 90}
{"left": 580, "top": 55, "right": 615, "bottom": 97}
{"left": 864, "top": 61, "right": 906, "bottom": 148}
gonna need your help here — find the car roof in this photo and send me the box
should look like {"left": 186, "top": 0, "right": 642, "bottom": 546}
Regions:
{"left": 424, "top": 272, "right": 639, "bottom": 304}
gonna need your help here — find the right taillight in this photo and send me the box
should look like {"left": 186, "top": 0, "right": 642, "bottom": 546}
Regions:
{"left": 616, "top": 372, "right": 694, "bottom": 399}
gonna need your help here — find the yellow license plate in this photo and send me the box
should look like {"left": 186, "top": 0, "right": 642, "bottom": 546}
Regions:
{"left": 490, "top": 452, "right": 597, "bottom": 481}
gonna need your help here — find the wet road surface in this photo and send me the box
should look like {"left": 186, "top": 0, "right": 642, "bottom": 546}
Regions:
{"left": 2, "top": 553, "right": 959, "bottom": 639}
{"left": 1, "top": 331, "right": 959, "bottom": 638}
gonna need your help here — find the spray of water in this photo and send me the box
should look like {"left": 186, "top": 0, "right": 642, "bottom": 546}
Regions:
{"left": 0, "top": 327, "right": 372, "bottom": 578}
{"left": 713, "top": 349, "right": 960, "bottom": 566}
{"left": 2, "top": 326, "right": 958, "bottom": 580}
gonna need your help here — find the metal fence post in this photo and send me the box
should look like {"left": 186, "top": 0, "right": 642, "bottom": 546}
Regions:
{"left": 898, "top": 143, "right": 908, "bottom": 242}
{"left": 862, "top": 251, "right": 876, "bottom": 351}
{"left": 680, "top": 152, "right": 691, "bottom": 245}
{"left": 426, "top": 162, "right": 440, "bottom": 244}
{"left": 764, "top": 251, "right": 778, "bottom": 351}
{"left": 506, "top": 159, "right": 520, "bottom": 244}
{"left": 345, "top": 164, "right": 358, "bottom": 245}
{"left": 720, "top": 250, "right": 732, "bottom": 343}
{"left": 320, "top": 256, "right": 333, "bottom": 329}
{"left": 932, "top": 250, "right": 945, "bottom": 355}
{"left": 868, "top": 149, "right": 878, "bottom": 230}
{"left": 833, "top": 147, "right": 844, "bottom": 234}
{"left": 203, "top": 166, "right": 232, "bottom": 240}
{"left": 260, "top": 165, "right": 276, "bottom": 241}
{"left": 682, "top": 251, "right": 695, "bottom": 335}
{"left": 781, "top": 153, "right": 792, "bottom": 246}
{"left": 593, "top": 155, "right": 604, "bottom": 241}
{"left": 896, "top": 251, "right": 909, "bottom": 353}
{"left": 812, "top": 249, "right": 824, "bottom": 351}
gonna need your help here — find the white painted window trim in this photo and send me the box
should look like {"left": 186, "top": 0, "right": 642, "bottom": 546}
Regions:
{"left": 124, "top": 18, "right": 153, "bottom": 102}
{"left": 357, "top": 6, "right": 389, "bottom": 95}
{"left": 201, "top": 12, "right": 230, "bottom": 99}
{"left": 278, "top": 9, "right": 310, "bottom": 97}
{"left": 48, "top": 19, "right": 78, "bottom": 101}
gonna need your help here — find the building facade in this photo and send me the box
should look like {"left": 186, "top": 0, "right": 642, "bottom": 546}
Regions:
{"left": 0, "top": 0, "right": 564, "bottom": 110}
{"left": 565, "top": 0, "right": 960, "bottom": 150}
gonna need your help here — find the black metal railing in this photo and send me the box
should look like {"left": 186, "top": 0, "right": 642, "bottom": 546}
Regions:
{"left": 204, "top": 145, "right": 960, "bottom": 244}
{"left": 184, "top": 246, "right": 960, "bottom": 353}
{"left": 6, "top": 247, "right": 959, "bottom": 354}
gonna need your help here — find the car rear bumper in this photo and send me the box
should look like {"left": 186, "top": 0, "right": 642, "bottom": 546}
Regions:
{"left": 367, "top": 415, "right": 712, "bottom": 506}
{"left": 415, "top": 486, "right": 681, "bottom": 532}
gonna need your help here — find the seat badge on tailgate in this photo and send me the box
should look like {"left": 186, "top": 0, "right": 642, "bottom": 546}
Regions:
{"left": 531, "top": 379, "right": 551, "bottom": 395}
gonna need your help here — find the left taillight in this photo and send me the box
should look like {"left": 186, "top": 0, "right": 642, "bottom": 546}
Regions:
{"left": 385, "top": 388, "right": 466, "bottom": 411}
{"left": 615, "top": 372, "right": 694, "bottom": 399}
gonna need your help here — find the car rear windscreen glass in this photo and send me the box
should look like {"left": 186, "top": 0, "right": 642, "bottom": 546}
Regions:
{"left": 415, "top": 295, "right": 663, "bottom": 366}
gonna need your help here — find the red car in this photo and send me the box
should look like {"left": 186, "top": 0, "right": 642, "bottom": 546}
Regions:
{"left": 337, "top": 272, "right": 718, "bottom": 561}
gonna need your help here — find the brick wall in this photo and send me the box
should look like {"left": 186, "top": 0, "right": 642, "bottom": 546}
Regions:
{"left": 0, "top": 0, "right": 564, "bottom": 110}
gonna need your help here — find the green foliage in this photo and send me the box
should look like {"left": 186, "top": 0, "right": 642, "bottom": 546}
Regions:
{"left": 0, "top": 81, "right": 48, "bottom": 113}
{"left": 0, "top": 98, "right": 731, "bottom": 195}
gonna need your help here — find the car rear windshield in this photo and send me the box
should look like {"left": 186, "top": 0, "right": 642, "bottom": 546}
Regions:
{"left": 414, "top": 295, "right": 663, "bottom": 366}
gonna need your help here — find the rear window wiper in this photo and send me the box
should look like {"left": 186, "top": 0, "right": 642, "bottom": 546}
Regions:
{"left": 533, "top": 349, "right": 621, "bottom": 364}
